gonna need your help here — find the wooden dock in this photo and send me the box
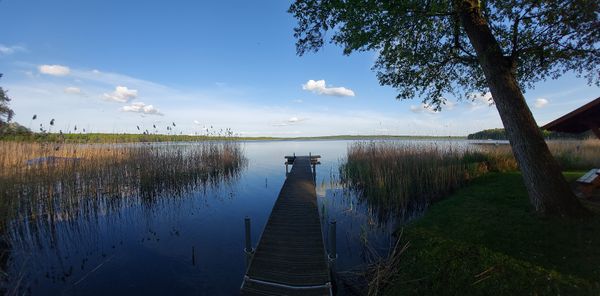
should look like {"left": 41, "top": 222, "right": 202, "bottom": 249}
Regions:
{"left": 241, "top": 155, "right": 332, "bottom": 296}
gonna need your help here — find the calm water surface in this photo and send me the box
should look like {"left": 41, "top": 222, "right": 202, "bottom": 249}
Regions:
{"left": 2, "top": 139, "right": 471, "bottom": 295}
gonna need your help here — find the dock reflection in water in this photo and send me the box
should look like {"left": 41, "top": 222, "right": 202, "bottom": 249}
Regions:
{"left": 0, "top": 140, "right": 467, "bottom": 295}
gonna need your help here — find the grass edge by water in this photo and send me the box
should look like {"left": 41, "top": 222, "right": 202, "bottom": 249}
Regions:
{"left": 384, "top": 171, "right": 600, "bottom": 295}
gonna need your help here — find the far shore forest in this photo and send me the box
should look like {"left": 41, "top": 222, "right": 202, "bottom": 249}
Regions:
{"left": 0, "top": 120, "right": 590, "bottom": 143}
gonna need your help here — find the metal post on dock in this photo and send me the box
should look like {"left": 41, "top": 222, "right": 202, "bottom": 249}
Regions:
{"left": 245, "top": 216, "right": 253, "bottom": 253}
{"left": 244, "top": 216, "right": 254, "bottom": 267}
{"left": 328, "top": 220, "right": 337, "bottom": 269}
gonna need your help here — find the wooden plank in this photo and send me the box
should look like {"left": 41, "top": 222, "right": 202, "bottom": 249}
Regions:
{"left": 241, "top": 156, "right": 331, "bottom": 296}
{"left": 577, "top": 169, "right": 600, "bottom": 184}
{"left": 284, "top": 155, "right": 321, "bottom": 159}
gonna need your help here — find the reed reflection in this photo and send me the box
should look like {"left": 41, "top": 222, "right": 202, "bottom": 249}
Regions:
{"left": 0, "top": 141, "right": 246, "bottom": 294}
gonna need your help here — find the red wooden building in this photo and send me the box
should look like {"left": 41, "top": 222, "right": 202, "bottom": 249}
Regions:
{"left": 542, "top": 97, "right": 600, "bottom": 139}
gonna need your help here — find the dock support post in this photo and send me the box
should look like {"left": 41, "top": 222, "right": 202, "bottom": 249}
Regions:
{"left": 244, "top": 216, "right": 254, "bottom": 267}
{"left": 328, "top": 220, "right": 337, "bottom": 269}
{"left": 245, "top": 217, "right": 252, "bottom": 252}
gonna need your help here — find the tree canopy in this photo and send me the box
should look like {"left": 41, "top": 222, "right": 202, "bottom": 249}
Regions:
{"left": 290, "top": 0, "right": 598, "bottom": 217}
{"left": 0, "top": 74, "right": 15, "bottom": 125}
{"left": 289, "top": 0, "right": 599, "bottom": 110}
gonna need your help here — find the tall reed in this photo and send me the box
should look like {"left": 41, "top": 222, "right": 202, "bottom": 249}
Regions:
{"left": 474, "top": 138, "right": 600, "bottom": 171}
{"left": 0, "top": 141, "right": 246, "bottom": 233}
{"left": 341, "top": 142, "right": 487, "bottom": 222}
{"left": 341, "top": 139, "right": 600, "bottom": 223}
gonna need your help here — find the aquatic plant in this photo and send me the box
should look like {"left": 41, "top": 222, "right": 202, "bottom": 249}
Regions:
{"left": 340, "top": 141, "right": 487, "bottom": 222}
{"left": 473, "top": 138, "right": 600, "bottom": 171}
{"left": 340, "top": 139, "right": 600, "bottom": 223}
{"left": 0, "top": 141, "right": 246, "bottom": 232}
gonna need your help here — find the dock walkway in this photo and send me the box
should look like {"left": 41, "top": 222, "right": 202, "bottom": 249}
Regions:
{"left": 241, "top": 156, "right": 331, "bottom": 296}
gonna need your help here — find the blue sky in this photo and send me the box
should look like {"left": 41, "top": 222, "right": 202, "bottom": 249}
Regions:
{"left": 0, "top": 1, "right": 597, "bottom": 137}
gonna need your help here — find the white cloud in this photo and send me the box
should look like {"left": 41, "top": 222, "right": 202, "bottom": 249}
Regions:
{"left": 302, "top": 79, "right": 355, "bottom": 97}
{"left": 272, "top": 116, "right": 307, "bottom": 126}
{"left": 121, "top": 102, "right": 163, "bottom": 116}
{"left": 469, "top": 92, "right": 493, "bottom": 105}
{"left": 443, "top": 100, "right": 456, "bottom": 110}
{"left": 71, "top": 69, "right": 167, "bottom": 94}
{"left": 410, "top": 103, "right": 438, "bottom": 114}
{"left": 104, "top": 86, "right": 138, "bottom": 103}
{"left": 6, "top": 63, "right": 510, "bottom": 137}
{"left": 466, "top": 92, "right": 495, "bottom": 111}
{"left": 534, "top": 98, "right": 549, "bottom": 108}
{"left": 0, "top": 44, "right": 26, "bottom": 55}
{"left": 64, "top": 86, "right": 82, "bottom": 95}
{"left": 39, "top": 64, "right": 71, "bottom": 76}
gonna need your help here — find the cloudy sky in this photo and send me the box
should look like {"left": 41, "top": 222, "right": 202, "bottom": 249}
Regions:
{"left": 0, "top": 1, "right": 597, "bottom": 137}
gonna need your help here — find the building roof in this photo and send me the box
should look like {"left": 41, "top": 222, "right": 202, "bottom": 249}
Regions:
{"left": 542, "top": 97, "right": 600, "bottom": 134}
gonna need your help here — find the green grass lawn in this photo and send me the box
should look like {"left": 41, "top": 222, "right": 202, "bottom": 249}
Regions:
{"left": 386, "top": 172, "right": 600, "bottom": 295}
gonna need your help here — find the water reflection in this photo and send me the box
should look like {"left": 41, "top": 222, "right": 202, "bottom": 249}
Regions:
{"left": 0, "top": 141, "right": 246, "bottom": 295}
{"left": 317, "top": 179, "right": 398, "bottom": 273}
{"left": 0, "top": 139, "right": 473, "bottom": 295}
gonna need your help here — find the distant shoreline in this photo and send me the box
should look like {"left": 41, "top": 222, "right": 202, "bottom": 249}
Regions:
{"left": 0, "top": 133, "right": 468, "bottom": 143}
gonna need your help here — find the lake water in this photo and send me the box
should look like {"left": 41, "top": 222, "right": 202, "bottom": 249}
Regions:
{"left": 1, "top": 139, "right": 473, "bottom": 295}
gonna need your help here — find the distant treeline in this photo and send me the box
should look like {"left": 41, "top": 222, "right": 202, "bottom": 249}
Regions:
{"left": 1, "top": 132, "right": 465, "bottom": 143}
{"left": 467, "top": 128, "right": 591, "bottom": 140}
{"left": 0, "top": 122, "right": 467, "bottom": 143}
{"left": 0, "top": 124, "right": 240, "bottom": 142}
{"left": 0, "top": 132, "right": 248, "bottom": 143}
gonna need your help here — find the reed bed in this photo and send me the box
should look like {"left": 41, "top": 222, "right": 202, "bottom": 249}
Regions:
{"left": 474, "top": 138, "right": 600, "bottom": 171}
{"left": 0, "top": 141, "right": 246, "bottom": 232}
{"left": 547, "top": 139, "right": 600, "bottom": 169}
{"left": 341, "top": 139, "right": 600, "bottom": 222}
{"left": 340, "top": 142, "right": 488, "bottom": 222}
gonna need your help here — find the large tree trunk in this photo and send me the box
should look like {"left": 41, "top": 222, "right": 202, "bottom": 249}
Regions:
{"left": 456, "top": 0, "right": 587, "bottom": 217}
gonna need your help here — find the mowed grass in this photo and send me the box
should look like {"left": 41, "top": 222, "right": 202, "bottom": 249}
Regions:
{"left": 385, "top": 172, "right": 600, "bottom": 295}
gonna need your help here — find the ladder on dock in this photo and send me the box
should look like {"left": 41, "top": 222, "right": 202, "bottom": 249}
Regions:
{"left": 241, "top": 155, "right": 331, "bottom": 296}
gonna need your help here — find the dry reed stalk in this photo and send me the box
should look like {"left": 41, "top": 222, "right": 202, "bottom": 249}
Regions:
{"left": 364, "top": 230, "right": 410, "bottom": 296}
{"left": 0, "top": 141, "right": 246, "bottom": 231}
{"left": 475, "top": 139, "right": 600, "bottom": 171}
{"left": 341, "top": 142, "right": 487, "bottom": 222}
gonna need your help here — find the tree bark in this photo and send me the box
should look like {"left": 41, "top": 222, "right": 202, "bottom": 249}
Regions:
{"left": 456, "top": 0, "right": 587, "bottom": 217}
